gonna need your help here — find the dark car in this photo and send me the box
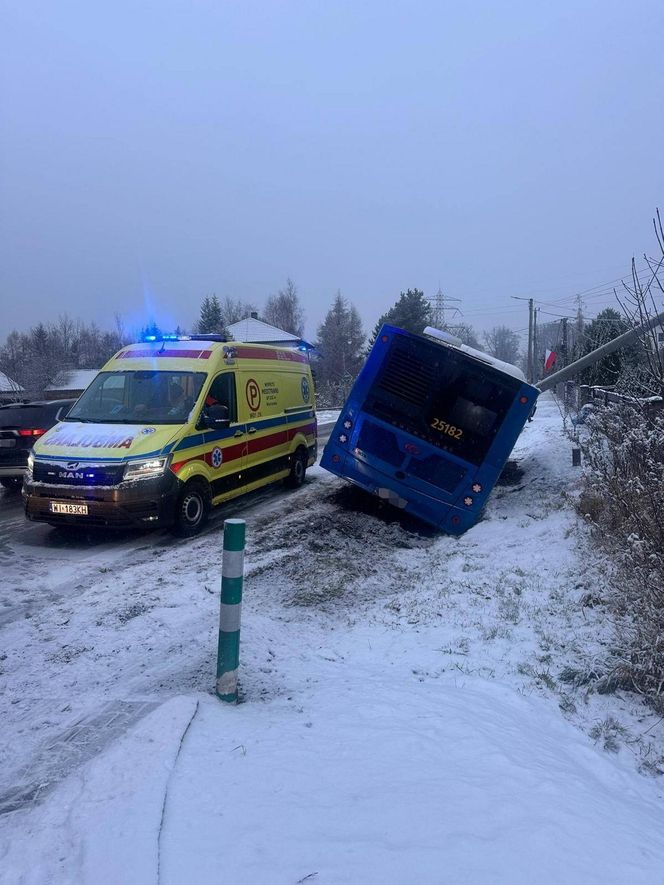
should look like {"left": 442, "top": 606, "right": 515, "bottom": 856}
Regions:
{"left": 0, "top": 399, "right": 76, "bottom": 490}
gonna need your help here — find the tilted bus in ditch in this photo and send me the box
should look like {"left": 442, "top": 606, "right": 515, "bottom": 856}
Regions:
{"left": 23, "top": 336, "right": 316, "bottom": 535}
{"left": 320, "top": 325, "right": 538, "bottom": 534}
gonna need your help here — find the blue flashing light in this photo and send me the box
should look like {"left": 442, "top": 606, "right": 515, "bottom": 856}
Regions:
{"left": 141, "top": 333, "right": 189, "bottom": 343}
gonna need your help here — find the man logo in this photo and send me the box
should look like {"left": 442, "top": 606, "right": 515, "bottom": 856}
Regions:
{"left": 211, "top": 447, "right": 223, "bottom": 469}
{"left": 66, "top": 461, "right": 80, "bottom": 469}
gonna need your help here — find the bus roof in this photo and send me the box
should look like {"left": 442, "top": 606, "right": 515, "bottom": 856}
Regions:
{"left": 423, "top": 326, "right": 526, "bottom": 382}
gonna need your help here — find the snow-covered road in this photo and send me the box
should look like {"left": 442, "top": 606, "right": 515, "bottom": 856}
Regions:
{"left": 1, "top": 398, "right": 663, "bottom": 883}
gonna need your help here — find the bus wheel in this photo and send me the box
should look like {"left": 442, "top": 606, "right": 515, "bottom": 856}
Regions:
{"left": 286, "top": 447, "right": 308, "bottom": 488}
{"left": 174, "top": 479, "right": 211, "bottom": 537}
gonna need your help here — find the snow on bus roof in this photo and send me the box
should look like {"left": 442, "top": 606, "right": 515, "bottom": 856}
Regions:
{"left": 423, "top": 326, "right": 526, "bottom": 383}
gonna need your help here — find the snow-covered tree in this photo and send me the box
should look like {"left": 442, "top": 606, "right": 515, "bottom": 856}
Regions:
{"left": 315, "top": 293, "right": 365, "bottom": 404}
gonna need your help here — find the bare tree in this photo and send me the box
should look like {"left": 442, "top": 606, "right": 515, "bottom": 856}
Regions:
{"left": 264, "top": 278, "right": 305, "bottom": 336}
{"left": 615, "top": 208, "right": 664, "bottom": 397}
{"left": 483, "top": 326, "right": 520, "bottom": 364}
{"left": 220, "top": 297, "right": 258, "bottom": 326}
{"left": 445, "top": 322, "right": 480, "bottom": 348}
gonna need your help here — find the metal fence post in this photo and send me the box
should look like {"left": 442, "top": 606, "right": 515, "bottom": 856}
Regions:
{"left": 216, "top": 519, "right": 246, "bottom": 703}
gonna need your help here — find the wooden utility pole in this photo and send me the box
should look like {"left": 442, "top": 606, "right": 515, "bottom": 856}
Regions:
{"left": 561, "top": 317, "right": 568, "bottom": 368}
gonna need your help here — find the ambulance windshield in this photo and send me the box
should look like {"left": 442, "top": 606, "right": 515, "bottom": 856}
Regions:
{"left": 65, "top": 371, "right": 207, "bottom": 424}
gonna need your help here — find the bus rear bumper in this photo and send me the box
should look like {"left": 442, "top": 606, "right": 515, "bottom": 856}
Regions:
{"left": 321, "top": 446, "right": 477, "bottom": 534}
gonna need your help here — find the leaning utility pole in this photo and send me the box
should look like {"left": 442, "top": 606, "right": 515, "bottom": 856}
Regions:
{"left": 537, "top": 308, "right": 664, "bottom": 391}
{"left": 527, "top": 298, "right": 534, "bottom": 383}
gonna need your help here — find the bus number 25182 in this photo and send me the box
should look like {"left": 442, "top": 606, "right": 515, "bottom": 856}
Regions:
{"left": 430, "top": 418, "right": 463, "bottom": 439}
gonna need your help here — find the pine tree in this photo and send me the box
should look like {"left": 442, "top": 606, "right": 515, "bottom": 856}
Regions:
{"left": 368, "top": 289, "right": 432, "bottom": 348}
{"left": 579, "top": 308, "right": 632, "bottom": 387}
{"left": 196, "top": 295, "right": 227, "bottom": 336}
{"left": 315, "top": 293, "right": 365, "bottom": 403}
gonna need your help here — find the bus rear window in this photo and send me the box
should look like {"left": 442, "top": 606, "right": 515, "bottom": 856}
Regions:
{"left": 364, "top": 336, "right": 520, "bottom": 465}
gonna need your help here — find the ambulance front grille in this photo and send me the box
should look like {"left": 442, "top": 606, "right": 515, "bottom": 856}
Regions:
{"left": 32, "top": 461, "right": 126, "bottom": 486}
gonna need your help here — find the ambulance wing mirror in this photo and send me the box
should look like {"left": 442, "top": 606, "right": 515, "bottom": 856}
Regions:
{"left": 203, "top": 403, "right": 231, "bottom": 428}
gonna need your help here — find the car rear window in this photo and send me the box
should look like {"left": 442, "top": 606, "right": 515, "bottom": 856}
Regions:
{"left": 0, "top": 402, "right": 67, "bottom": 428}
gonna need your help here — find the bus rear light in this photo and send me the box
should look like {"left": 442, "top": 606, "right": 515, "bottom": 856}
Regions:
{"left": 519, "top": 396, "right": 529, "bottom": 404}
{"left": 451, "top": 515, "right": 461, "bottom": 525}
{"left": 343, "top": 418, "right": 352, "bottom": 429}
{"left": 381, "top": 335, "right": 389, "bottom": 343}
{"left": 332, "top": 454, "right": 341, "bottom": 463}
{"left": 463, "top": 496, "right": 473, "bottom": 506}
{"left": 339, "top": 434, "right": 348, "bottom": 443}
{"left": 472, "top": 483, "right": 482, "bottom": 493}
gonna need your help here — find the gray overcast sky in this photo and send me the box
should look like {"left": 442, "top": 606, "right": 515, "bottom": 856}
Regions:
{"left": 1, "top": 0, "right": 663, "bottom": 343}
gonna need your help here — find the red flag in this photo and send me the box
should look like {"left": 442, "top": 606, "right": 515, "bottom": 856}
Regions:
{"left": 544, "top": 349, "right": 557, "bottom": 371}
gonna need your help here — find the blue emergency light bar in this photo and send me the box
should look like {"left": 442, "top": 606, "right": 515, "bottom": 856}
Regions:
{"left": 141, "top": 333, "right": 227, "bottom": 343}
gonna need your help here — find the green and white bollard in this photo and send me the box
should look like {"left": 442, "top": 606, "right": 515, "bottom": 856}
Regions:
{"left": 216, "top": 518, "right": 246, "bottom": 703}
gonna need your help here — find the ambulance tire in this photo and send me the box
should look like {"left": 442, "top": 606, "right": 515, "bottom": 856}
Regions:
{"left": 174, "top": 479, "right": 211, "bottom": 537}
{"left": 286, "top": 447, "right": 308, "bottom": 489}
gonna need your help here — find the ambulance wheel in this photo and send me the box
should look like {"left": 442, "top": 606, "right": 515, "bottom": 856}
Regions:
{"left": 286, "top": 447, "right": 307, "bottom": 488}
{"left": 174, "top": 479, "right": 211, "bottom": 537}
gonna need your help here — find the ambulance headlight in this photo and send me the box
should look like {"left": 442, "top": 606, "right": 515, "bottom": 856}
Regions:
{"left": 124, "top": 456, "right": 170, "bottom": 481}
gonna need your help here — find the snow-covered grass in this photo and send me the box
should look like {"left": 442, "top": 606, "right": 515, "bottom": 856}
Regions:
{"left": 316, "top": 409, "right": 341, "bottom": 424}
{"left": 1, "top": 394, "right": 663, "bottom": 883}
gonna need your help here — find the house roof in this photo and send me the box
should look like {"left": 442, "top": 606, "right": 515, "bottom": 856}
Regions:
{"left": 226, "top": 317, "right": 315, "bottom": 349}
{"left": 0, "top": 371, "right": 23, "bottom": 393}
{"left": 47, "top": 369, "right": 98, "bottom": 392}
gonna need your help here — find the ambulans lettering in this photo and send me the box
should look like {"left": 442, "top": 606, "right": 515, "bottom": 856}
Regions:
{"left": 42, "top": 428, "right": 136, "bottom": 449}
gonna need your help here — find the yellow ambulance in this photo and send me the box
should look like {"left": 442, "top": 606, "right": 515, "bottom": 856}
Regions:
{"left": 23, "top": 336, "right": 317, "bottom": 535}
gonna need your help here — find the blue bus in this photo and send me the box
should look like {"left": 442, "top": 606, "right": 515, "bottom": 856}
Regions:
{"left": 320, "top": 324, "right": 539, "bottom": 534}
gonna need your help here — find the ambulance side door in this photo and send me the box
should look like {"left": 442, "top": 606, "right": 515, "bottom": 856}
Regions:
{"left": 243, "top": 371, "right": 290, "bottom": 479}
{"left": 202, "top": 371, "right": 247, "bottom": 497}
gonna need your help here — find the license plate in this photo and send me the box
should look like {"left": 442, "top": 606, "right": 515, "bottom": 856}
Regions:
{"left": 0, "top": 439, "right": 15, "bottom": 448}
{"left": 49, "top": 502, "right": 89, "bottom": 516}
